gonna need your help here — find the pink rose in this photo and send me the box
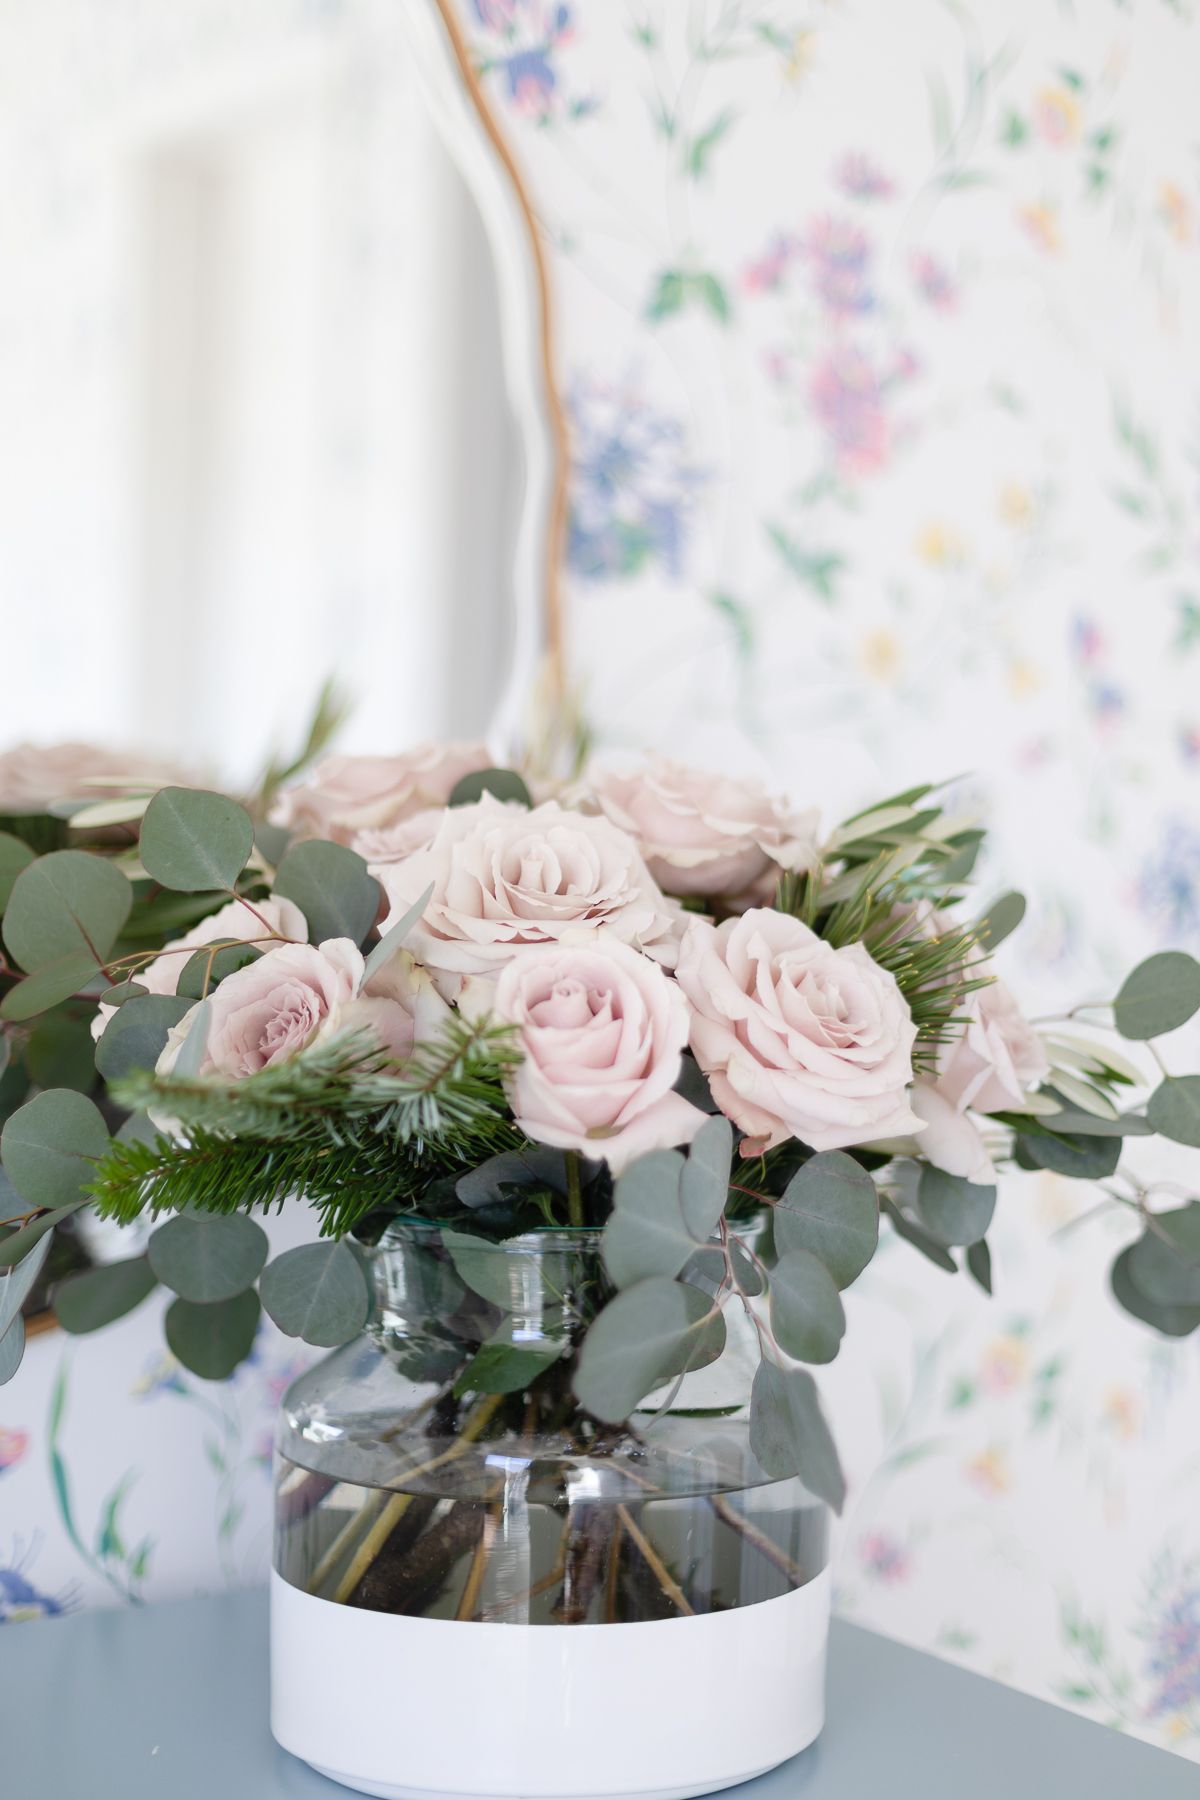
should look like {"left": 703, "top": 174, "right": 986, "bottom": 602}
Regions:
{"left": 92, "top": 895, "right": 307, "bottom": 1041}
{"left": 934, "top": 977, "right": 1048, "bottom": 1115}
{"left": 903, "top": 1079, "right": 996, "bottom": 1185}
{"left": 157, "top": 937, "right": 441, "bottom": 1081}
{"left": 582, "top": 757, "right": 820, "bottom": 900}
{"left": 676, "top": 909, "right": 921, "bottom": 1155}
{"left": 491, "top": 938, "right": 707, "bottom": 1173}
{"left": 352, "top": 808, "right": 444, "bottom": 869}
{"left": 269, "top": 743, "right": 491, "bottom": 846}
{"left": 376, "top": 796, "right": 683, "bottom": 999}
{"left": 0, "top": 742, "right": 186, "bottom": 813}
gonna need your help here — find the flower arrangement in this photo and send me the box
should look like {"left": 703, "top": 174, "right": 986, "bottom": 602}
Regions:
{"left": 1, "top": 742, "right": 1199, "bottom": 1512}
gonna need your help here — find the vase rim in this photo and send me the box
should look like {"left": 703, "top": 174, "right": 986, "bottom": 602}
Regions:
{"left": 370, "top": 1215, "right": 608, "bottom": 1253}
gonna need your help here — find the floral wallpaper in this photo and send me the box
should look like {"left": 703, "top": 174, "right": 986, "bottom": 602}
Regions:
{"left": 452, "top": 0, "right": 1200, "bottom": 1761}
{"left": 2, "top": 0, "right": 1199, "bottom": 1769}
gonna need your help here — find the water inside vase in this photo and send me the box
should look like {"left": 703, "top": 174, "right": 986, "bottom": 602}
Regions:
{"left": 275, "top": 1449, "right": 828, "bottom": 1624}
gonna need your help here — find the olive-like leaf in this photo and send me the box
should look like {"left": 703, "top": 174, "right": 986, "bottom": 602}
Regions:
{"left": 259, "top": 1241, "right": 371, "bottom": 1346}
{"left": 748, "top": 1360, "right": 845, "bottom": 1511}
{"left": 974, "top": 890, "right": 1026, "bottom": 952}
{"left": 165, "top": 1289, "right": 261, "bottom": 1379}
{"left": 915, "top": 1167, "right": 996, "bottom": 1248}
{"left": 453, "top": 1325, "right": 561, "bottom": 1398}
{"left": 274, "top": 841, "right": 380, "bottom": 948}
{"left": 1113, "top": 951, "right": 1200, "bottom": 1041}
{"left": 776, "top": 1152, "right": 879, "bottom": 1288}
{"left": 1, "top": 1089, "right": 110, "bottom": 1209}
{"left": 3, "top": 850, "right": 132, "bottom": 972}
{"left": 52, "top": 1255, "right": 157, "bottom": 1334}
{"left": 679, "top": 1115, "right": 733, "bottom": 1240}
{"left": 363, "top": 884, "right": 435, "bottom": 983}
{"left": 148, "top": 1212, "right": 269, "bottom": 1304}
{"left": 574, "top": 1277, "right": 725, "bottom": 1423}
{"left": 768, "top": 1249, "right": 846, "bottom": 1364}
{"left": 140, "top": 788, "right": 254, "bottom": 893}
{"left": 1146, "top": 1077, "right": 1200, "bottom": 1149}
{"left": 94, "top": 995, "right": 192, "bottom": 1084}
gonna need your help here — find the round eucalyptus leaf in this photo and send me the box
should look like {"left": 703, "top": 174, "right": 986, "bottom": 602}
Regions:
{"left": 0, "top": 1230, "right": 54, "bottom": 1333}
{"left": 3, "top": 850, "right": 132, "bottom": 973}
{"left": 0, "top": 951, "right": 105, "bottom": 1023}
{"left": 165, "top": 1289, "right": 261, "bottom": 1379}
{"left": 966, "top": 1238, "right": 993, "bottom": 1296}
{"left": 447, "top": 768, "right": 532, "bottom": 809}
{"left": 0, "top": 832, "right": 35, "bottom": 912}
{"left": 148, "top": 1212, "right": 269, "bottom": 1304}
{"left": 767, "top": 1249, "right": 846, "bottom": 1364}
{"left": 176, "top": 942, "right": 261, "bottom": 1002}
{"left": 604, "top": 1150, "right": 692, "bottom": 1288}
{"left": 0, "top": 1314, "right": 24, "bottom": 1384}
{"left": 259, "top": 1241, "right": 371, "bottom": 1346}
{"left": 776, "top": 1151, "right": 879, "bottom": 1288}
{"left": 25, "top": 1014, "right": 97, "bottom": 1094}
{"left": 0, "top": 1202, "right": 86, "bottom": 1275}
{"left": 574, "top": 1277, "right": 725, "bottom": 1423}
{"left": 915, "top": 1167, "right": 997, "bottom": 1248}
{"left": 1146, "top": 1077, "right": 1200, "bottom": 1148}
{"left": 1113, "top": 951, "right": 1200, "bottom": 1041}
{"left": 1126, "top": 1204, "right": 1200, "bottom": 1308}
{"left": 140, "top": 788, "right": 254, "bottom": 893}
{"left": 1016, "top": 1129, "right": 1121, "bottom": 1182}
{"left": 1110, "top": 1245, "right": 1200, "bottom": 1338}
{"left": 273, "top": 841, "right": 379, "bottom": 948}
{"left": 679, "top": 1115, "right": 733, "bottom": 1240}
{"left": 1, "top": 1089, "right": 110, "bottom": 1208}
{"left": 52, "top": 1255, "right": 157, "bottom": 1334}
{"left": 99, "top": 981, "right": 149, "bottom": 1008}
{"left": 974, "top": 890, "right": 1026, "bottom": 953}
{"left": 748, "top": 1360, "right": 845, "bottom": 1511}
{"left": 94, "top": 995, "right": 192, "bottom": 1084}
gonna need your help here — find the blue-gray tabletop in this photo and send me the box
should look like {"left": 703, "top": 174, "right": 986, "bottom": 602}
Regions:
{"left": 4, "top": 1587, "right": 1195, "bottom": 1798}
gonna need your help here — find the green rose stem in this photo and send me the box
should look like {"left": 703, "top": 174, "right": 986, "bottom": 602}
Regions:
{"left": 565, "top": 1150, "right": 585, "bottom": 1228}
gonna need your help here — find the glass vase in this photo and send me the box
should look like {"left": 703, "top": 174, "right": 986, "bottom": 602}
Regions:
{"left": 271, "top": 1219, "right": 831, "bottom": 1800}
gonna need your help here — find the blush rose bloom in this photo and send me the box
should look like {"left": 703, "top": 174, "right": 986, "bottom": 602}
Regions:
{"left": 0, "top": 742, "right": 187, "bottom": 813}
{"left": 352, "top": 808, "right": 444, "bottom": 870}
{"left": 157, "top": 937, "right": 446, "bottom": 1081}
{"left": 376, "top": 796, "right": 683, "bottom": 1000}
{"left": 269, "top": 743, "right": 491, "bottom": 846}
{"left": 91, "top": 895, "right": 308, "bottom": 1042}
{"left": 935, "top": 977, "right": 1048, "bottom": 1115}
{"left": 582, "top": 757, "right": 820, "bottom": 901}
{"left": 491, "top": 937, "right": 707, "bottom": 1173}
{"left": 675, "top": 909, "right": 921, "bottom": 1155}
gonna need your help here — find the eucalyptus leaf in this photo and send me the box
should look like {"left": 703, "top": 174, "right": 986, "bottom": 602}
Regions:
{"left": 1113, "top": 951, "right": 1200, "bottom": 1041}
{"left": 974, "top": 891, "right": 1026, "bottom": 952}
{"left": 776, "top": 1152, "right": 879, "bottom": 1289}
{"left": 259, "top": 1241, "right": 371, "bottom": 1346}
{"left": 604, "top": 1150, "right": 693, "bottom": 1287}
{"left": 165, "top": 1289, "right": 261, "bottom": 1378}
{"left": 881, "top": 1197, "right": 957, "bottom": 1272}
{"left": 94, "top": 995, "right": 192, "bottom": 1083}
{"left": 176, "top": 942, "right": 261, "bottom": 1001}
{"left": 1146, "top": 1077, "right": 1200, "bottom": 1148}
{"left": 148, "top": 1212, "right": 269, "bottom": 1304}
{"left": 441, "top": 1229, "right": 551, "bottom": 1311}
{"left": 363, "top": 884, "right": 435, "bottom": 982}
{"left": 916, "top": 1167, "right": 996, "bottom": 1248}
{"left": 1016, "top": 1129, "right": 1121, "bottom": 1181}
{"left": 99, "top": 981, "right": 148, "bottom": 1008}
{"left": 1, "top": 1089, "right": 110, "bottom": 1208}
{"left": 274, "top": 841, "right": 380, "bottom": 947}
{"left": 0, "top": 1201, "right": 86, "bottom": 1272}
{"left": 453, "top": 1327, "right": 561, "bottom": 1397}
{"left": 172, "top": 999, "right": 212, "bottom": 1080}
{"left": 679, "top": 1115, "right": 732, "bottom": 1240}
{"left": 0, "top": 1230, "right": 53, "bottom": 1334}
{"left": 26, "top": 1014, "right": 97, "bottom": 1094}
{"left": 748, "top": 1360, "right": 845, "bottom": 1511}
{"left": 1126, "top": 1204, "right": 1200, "bottom": 1308}
{"left": 768, "top": 1250, "right": 846, "bottom": 1364}
{"left": 53, "top": 1256, "right": 157, "bottom": 1334}
{"left": 0, "top": 832, "right": 35, "bottom": 912}
{"left": 574, "top": 1277, "right": 725, "bottom": 1423}
{"left": 966, "top": 1238, "right": 993, "bottom": 1296}
{"left": 140, "top": 788, "right": 254, "bottom": 893}
{"left": 0, "top": 1314, "right": 24, "bottom": 1384}
{"left": 3, "top": 850, "right": 132, "bottom": 972}
{"left": 447, "top": 768, "right": 532, "bottom": 809}
{"left": 455, "top": 1147, "right": 568, "bottom": 1209}
{"left": 1110, "top": 1244, "right": 1200, "bottom": 1338}
{"left": 0, "top": 950, "right": 104, "bottom": 1023}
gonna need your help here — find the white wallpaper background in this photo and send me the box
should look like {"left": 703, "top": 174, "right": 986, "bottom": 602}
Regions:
{"left": 2, "top": 0, "right": 1200, "bottom": 1763}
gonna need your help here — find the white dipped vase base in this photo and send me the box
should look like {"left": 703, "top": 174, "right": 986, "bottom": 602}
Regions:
{"left": 270, "top": 1566, "right": 831, "bottom": 1800}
